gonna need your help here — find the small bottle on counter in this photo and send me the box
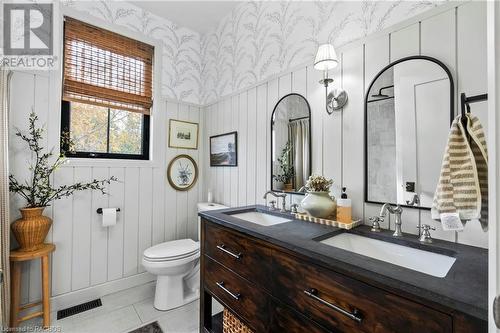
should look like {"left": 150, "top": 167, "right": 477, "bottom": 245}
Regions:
{"left": 336, "top": 187, "right": 352, "bottom": 223}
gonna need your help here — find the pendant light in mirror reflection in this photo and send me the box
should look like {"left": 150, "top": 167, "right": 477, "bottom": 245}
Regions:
{"left": 314, "top": 43, "right": 348, "bottom": 114}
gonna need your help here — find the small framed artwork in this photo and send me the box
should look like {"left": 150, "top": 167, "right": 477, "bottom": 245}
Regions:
{"left": 210, "top": 131, "right": 238, "bottom": 167}
{"left": 167, "top": 154, "right": 198, "bottom": 191}
{"left": 168, "top": 119, "right": 199, "bottom": 149}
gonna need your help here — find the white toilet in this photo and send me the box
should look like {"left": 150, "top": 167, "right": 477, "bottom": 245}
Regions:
{"left": 142, "top": 202, "right": 227, "bottom": 311}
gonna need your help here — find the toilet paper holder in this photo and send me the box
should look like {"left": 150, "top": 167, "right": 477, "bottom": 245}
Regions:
{"left": 96, "top": 208, "right": 121, "bottom": 214}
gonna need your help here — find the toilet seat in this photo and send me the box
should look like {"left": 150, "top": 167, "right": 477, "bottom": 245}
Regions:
{"left": 143, "top": 239, "right": 199, "bottom": 262}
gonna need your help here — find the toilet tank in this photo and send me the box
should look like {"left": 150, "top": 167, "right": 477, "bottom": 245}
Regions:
{"left": 197, "top": 202, "right": 228, "bottom": 241}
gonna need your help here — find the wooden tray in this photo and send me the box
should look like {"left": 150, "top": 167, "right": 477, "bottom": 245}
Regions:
{"left": 293, "top": 212, "right": 362, "bottom": 230}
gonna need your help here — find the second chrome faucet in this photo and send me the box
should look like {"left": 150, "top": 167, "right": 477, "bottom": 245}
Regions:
{"left": 263, "top": 190, "right": 287, "bottom": 212}
{"left": 370, "top": 203, "right": 403, "bottom": 237}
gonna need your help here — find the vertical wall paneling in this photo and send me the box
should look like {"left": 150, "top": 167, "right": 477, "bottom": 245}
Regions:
{"left": 165, "top": 102, "right": 178, "bottom": 241}
{"left": 323, "top": 61, "right": 343, "bottom": 199}
{"left": 175, "top": 103, "right": 189, "bottom": 239}
{"left": 456, "top": 2, "right": 488, "bottom": 247}
{"left": 222, "top": 99, "right": 232, "bottom": 206}
{"left": 341, "top": 46, "right": 365, "bottom": 221}
{"left": 390, "top": 24, "right": 420, "bottom": 61}
{"left": 267, "top": 78, "right": 279, "bottom": 201}
{"left": 123, "top": 167, "right": 140, "bottom": 276}
{"left": 246, "top": 88, "right": 257, "bottom": 205}
{"left": 307, "top": 66, "right": 325, "bottom": 175}
{"left": 363, "top": 34, "right": 390, "bottom": 228}
{"left": 137, "top": 168, "right": 153, "bottom": 273}
{"left": 419, "top": 9, "right": 457, "bottom": 242}
{"left": 238, "top": 92, "right": 248, "bottom": 206}
{"left": 71, "top": 167, "right": 92, "bottom": 290}
{"left": 388, "top": 23, "right": 421, "bottom": 235}
{"left": 90, "top": 167, "right": 109, "bottom": 284}
{"left": 187, "top": 106, "right": 201, "bottom": 240}
{"left": 230, "top": 96, "right": 239, "bottom": 207}
{"left": 51, "top": 167, "right": 74, "bottom": 296}
{"left": 107, "top": 167, "right": 125, "bottom": 281}
{"left": 255, "top": 84, "right": 267, "bottom": 204}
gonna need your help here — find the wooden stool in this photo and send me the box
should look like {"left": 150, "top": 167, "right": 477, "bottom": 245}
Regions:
{"left": 10, "top": 243, "right": 55, "bottom": 328}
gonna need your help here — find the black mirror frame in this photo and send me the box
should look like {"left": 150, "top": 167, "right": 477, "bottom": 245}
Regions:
{"left": 364, "top": 55, "right": 455, "bottom": 210}
{"left": 270, "top": 93, "right": 312, "bottom": 195}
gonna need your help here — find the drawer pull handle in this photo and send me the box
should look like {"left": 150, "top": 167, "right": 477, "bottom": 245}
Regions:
{"left": 216, "top": 244, "right": 241, "bottom": 259}
{"left": 216, "top": 281, "right": 241, "bottom": 300}
{"left": 304, "top": 288, "right": 362, "bottom": 323}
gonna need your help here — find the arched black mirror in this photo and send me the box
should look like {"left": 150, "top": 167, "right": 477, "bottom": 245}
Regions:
{"left": 364, "top": 56, "right": 454, "bottom": 209}
{"left": 271, "top": 93, "right": 311, "bottom": 194}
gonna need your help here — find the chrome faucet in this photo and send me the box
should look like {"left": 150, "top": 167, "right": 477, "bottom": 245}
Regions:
{"left": 377, "top": 203, "right": 403, "bottom": 237}
{"left": 263, "top": 191, "right": 287, "bottom": 212}
{"left": 417, "top": 224, "right": 435, "bottom": 243}
{"left": 406, "top": 194, "right": 420, "bottom": 206}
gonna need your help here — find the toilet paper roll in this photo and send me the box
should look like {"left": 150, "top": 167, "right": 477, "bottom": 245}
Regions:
{"left": 102, "top": 208, "right": 117, "bottom": 227}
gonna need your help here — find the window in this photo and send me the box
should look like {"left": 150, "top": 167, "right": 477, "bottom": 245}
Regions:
{"left": 61, "top": 17, "right": 153, "bottom": 160}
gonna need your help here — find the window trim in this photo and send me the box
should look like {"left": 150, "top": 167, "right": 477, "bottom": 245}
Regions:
{"left": 60, "top": 100, "right": 150, "bottom": 160}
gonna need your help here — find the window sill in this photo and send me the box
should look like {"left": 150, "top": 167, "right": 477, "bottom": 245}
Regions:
{"left": 61, "top": 157, "right": 157, "bottom": 169}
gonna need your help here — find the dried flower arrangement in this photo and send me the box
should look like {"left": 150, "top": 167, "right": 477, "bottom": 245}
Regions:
{"left": 304, "top": 174, "right": 333, "bottom": 192}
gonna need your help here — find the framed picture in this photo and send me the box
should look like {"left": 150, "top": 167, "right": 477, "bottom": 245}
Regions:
{"left": 168, "top": 119, "right": 199, "bottom": 149}
{"left": 167, "top": 155, "right": 198, "bottom": 191}
{"left": 210, "top": 131, "right": 238, "bottom": 167}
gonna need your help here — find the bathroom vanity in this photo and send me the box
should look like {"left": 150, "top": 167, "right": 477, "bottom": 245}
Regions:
{"left": 199, "top": 206, "right": 487, "bottom": 333}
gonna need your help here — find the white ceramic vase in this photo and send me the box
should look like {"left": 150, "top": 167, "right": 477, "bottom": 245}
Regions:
{"left": 301, "top": 191, "right": 336, "bottom": 218}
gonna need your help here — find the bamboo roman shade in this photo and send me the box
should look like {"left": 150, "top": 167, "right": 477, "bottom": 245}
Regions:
{"left": 63, "top": 17, "right": 153, "bottom": 114}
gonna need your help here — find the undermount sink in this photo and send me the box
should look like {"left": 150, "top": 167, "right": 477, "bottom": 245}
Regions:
{"left": 230, "top": 211, "right": 293, "bottom": 226}
{"left": 320, "top": 233, "right": 456, "bottom": 278}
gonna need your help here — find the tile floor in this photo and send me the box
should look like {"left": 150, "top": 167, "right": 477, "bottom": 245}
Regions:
{"left": 20, "top": 282, "right": 224, "bottom": 333}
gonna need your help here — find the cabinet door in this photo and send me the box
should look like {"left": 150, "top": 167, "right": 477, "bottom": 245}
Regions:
{"left": 272, "top": 250, "right": 452, "bottom": 333}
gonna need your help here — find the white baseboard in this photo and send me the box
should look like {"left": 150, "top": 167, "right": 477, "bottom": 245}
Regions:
{"left": 50, "top": 272, "right": 155, "bottom": 312}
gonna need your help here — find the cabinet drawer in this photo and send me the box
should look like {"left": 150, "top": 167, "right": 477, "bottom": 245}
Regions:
{"left": 272, "top": 250, "right": 452, "bottom": 333}
{"left": 203, "top": 220, "right": 272, "bottom": 288}
{"left": 203, "top": 255, "right": 269, "bottom": 332}
{"left": 271, "top": 301, "right": 329, "bottom": 333}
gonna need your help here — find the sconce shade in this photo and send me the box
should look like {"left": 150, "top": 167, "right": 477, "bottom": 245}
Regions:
{"left": 314, "top": 44, "right": 338, "bottom": 71}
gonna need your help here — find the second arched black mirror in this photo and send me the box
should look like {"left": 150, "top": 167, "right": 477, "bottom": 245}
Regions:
{"left": 271, "top": 93, "right": 312, "bottom": 194}
{"left": 364, "top": 56, "right": 454, "bottom": 209}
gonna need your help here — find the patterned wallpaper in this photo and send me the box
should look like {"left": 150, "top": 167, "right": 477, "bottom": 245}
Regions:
{"left": 63, "top": 0, "right": 203, "bottom": 104}
{"left": 63, "top": 1, "right": 444, "bottom": 106}
{"left": 201, "top": 0, "right": 444, "bottom": 104}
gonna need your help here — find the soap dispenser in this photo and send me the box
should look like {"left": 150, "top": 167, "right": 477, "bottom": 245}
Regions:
{"left": 337, "top": 187, "right": 352, "bottom": 223}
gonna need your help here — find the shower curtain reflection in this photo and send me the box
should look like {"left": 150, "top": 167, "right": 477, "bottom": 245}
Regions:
{"left": 288, "top": 119, "right": 310, "bottom": 190}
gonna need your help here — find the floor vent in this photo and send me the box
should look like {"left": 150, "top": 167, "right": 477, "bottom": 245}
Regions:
{"left": 57, "top": 298, "right": 102, "bottom": 320}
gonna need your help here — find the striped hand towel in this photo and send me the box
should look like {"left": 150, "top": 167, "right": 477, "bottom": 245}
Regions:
{"left": 431, "top": 114, "right": 488, "bottom": 231}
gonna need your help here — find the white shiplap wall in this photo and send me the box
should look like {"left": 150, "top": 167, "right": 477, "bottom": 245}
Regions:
{"left": 8, "top": 71, "right": 204, "bottom": 307}
{"left": 203, "top": 2, "right": 489, "bottom": 249}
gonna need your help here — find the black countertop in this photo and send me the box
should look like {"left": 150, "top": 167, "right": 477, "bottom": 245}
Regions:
{"left": 199, "top": 205, "right": 488, "bottom": 321}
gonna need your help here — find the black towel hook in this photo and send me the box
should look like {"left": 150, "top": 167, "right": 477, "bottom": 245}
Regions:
{"left": 460, "top": 92, "right": 488, "bottom": 132}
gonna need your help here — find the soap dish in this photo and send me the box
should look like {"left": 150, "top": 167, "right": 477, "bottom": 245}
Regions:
{"left": 293, "top": 213, "right": 362, "bottom": 230}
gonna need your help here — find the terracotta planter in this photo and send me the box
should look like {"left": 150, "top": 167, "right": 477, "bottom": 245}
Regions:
{"left": 11, "top": 207, "right": 52, "bottom": 252}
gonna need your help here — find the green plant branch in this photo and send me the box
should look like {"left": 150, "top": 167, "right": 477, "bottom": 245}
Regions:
{"left": 9, "top": 111, "right": 118, "bottom": 208}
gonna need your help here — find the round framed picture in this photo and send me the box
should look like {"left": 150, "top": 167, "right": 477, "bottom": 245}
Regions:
{"left": 167, "top": 155, "right": 198, "bottom": 191}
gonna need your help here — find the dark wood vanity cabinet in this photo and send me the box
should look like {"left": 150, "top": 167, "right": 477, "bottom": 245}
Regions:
{"left": 200, "top": 219, "right": 484, "bottom": 333}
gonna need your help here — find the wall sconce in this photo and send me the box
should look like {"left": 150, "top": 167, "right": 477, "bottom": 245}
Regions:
{"left": 314, "top": 43, "right": 348, "bottom": 114}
